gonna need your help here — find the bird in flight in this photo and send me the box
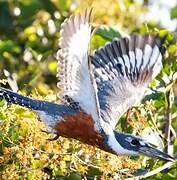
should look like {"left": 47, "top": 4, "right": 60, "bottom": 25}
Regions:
{"left": 0, "top": 8, "right": 175, "bottom": 161}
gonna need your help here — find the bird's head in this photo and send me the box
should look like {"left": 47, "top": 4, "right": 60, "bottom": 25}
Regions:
{"left": 107, "top": 131, "right": 175, "bottom": 161}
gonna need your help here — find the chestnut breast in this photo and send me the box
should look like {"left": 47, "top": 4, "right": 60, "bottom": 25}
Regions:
{"left": 54, "top": 111, "right": 112, "bottom": 153}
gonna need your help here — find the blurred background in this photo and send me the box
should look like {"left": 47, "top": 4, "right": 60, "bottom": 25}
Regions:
{"left": 0, "top": 0, "right": 177, "bottom": 179}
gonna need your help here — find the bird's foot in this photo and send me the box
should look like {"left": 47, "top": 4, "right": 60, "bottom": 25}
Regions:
{"left": 41, "top": 129, "right": 49, "bottom": 134}
{"left": 41, "top": 129, "right": 59, "bottom": 141}
{"left": 47, "top": 134, "right": 60, "bottom": 141}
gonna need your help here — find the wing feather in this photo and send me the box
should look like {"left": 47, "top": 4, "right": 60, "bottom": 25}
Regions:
{"left": 56, "top": 9, "right": 101, "bottom": 131}
{"left": 91, "top": 34, "right": 164, "bottom": 128}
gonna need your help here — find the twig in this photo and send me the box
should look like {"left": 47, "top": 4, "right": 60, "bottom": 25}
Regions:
{"left": 127, "top": 161, "right": 175, "bottom": 180}
{"left": 33, "top": 147, "right": 72, "bottom": 156}
{"left": 33, "top": 147, "right": 100, "bottom": 169}
{"left": 164, "top": 76, "right": 176, "bottom": 157}
{"left": 140, "top": 161, "right": 175, "bottom": 178}
{"left": 119, "top": 169, "right": 135, "bottom": 178}
{"left": 73, "top": 154, "right": 100, "bottom": 169}
{"left": 126, "top": 151, "right": 177, "bottom": 180}
{"left": 165, "top": 88, "right": 174, "bottom": 154}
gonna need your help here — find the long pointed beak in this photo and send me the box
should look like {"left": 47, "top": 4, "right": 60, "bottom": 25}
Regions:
{"left": 139, "top": 145, "right": 175, "bottom": 162}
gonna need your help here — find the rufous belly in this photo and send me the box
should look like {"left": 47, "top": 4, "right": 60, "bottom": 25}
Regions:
{"left": 54, "top": 111, "right": 112, "bottom": 153}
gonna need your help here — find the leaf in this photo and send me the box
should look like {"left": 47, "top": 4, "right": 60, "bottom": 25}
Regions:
{"left": 0, "top": 2, "right": 13, "bottom": 33}
{"left": 0, "top": 99, "right": 6, "bottom": 107}
{"left": 8, "top": 125, "right": 18, "bottom": 142}
{"left": 91, "top": 34, "right": 107, "bottom": 50}
{"left": 171, "top": 6, "right": 177, "bottom": 19}
{"left": 0, "top": 40, "right": 21, "bottom": 54}
{"left": 48, "top": 61, "right": 57, "bottom": 74}
{"left": 168, "top": 44, "right": 177, "bottom": 54}
{"left": 95, "top": 26, "right": 121, "bottom": 41}
{"left": 143, "top": 92, "right": 165, "bottom": 108}
{"left": 31, "top": 159, "right": 41, "bottom": 169}
{"left": 20, "top": 0, "right": 43, "bottom": 19}
{"left": 133, "top": 168, "right": 149, "bottom": 177}
{"left": 65, "top": 172, "right": 82, "bottom": 180}
{"left": 87, "top": 167, "right": 102, "bottom": 177}
{"left": 58, "top": 0, "right": 71, "bottom": 11}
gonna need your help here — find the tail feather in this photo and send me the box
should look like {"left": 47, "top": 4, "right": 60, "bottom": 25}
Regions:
{"left": 0, "top": 87, "right": 42, "bottom": 111}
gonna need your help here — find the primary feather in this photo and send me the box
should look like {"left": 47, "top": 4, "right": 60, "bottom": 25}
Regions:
{"left": 91, "top": 34, "right": 164, "bottom": 129}
{"left": 56, "top": 8, "right": 102, "bottom": 131}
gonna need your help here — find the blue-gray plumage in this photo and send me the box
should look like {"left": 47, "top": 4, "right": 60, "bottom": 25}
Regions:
{"left": 0, "top": 8, "right": 175, "bottom": 162}
{"left": 0, "top": 87, "right": 77, "bottom": 115}
{"left": 91, "top": 34, "right": 164, "bottom": 128}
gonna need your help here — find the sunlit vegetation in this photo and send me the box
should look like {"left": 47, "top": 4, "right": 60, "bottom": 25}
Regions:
{"left": 0, "top": 0, "right": 177, "bottom": 179}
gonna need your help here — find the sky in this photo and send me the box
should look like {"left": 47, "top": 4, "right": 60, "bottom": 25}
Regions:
{"left": 146, "top": 0, "right": 177, "bottom": 31}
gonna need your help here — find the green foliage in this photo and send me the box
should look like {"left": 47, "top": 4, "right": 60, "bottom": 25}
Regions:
{"left": 0, "top": 0, "right": 177, "bottom": 179}
{"left": 171, "top": 6, "right": 177, "bottom": 19}
{"left": 95, "top": 26, "right": 121, "bottom": 41}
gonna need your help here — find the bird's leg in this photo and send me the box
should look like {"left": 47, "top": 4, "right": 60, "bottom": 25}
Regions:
{"left": 47, "top": 134, "right": 60, "bottom": 141}
{"left": 41, "top": 129, "right": 60, "bottom": 141}
{"left": 41, "top": 129, "right": 49, "bottom": 134}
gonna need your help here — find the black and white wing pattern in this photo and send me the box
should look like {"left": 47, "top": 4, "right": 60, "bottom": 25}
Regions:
{"left": 56, "top": 9, "right": 101, "bottom": 130}
{"left": 91, "top": 34, "right": 164, "bottom": 128}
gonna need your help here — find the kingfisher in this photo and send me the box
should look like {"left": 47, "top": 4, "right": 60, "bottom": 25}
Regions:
{"left": 0, "top": 9, "right": 175, "bottom": 161}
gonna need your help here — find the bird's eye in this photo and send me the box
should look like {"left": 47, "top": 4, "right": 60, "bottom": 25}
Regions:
{"left": 131, "top": 139, "right": 140, "bottom": 146}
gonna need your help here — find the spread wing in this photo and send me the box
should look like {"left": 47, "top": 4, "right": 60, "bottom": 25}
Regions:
{"left": 91, "top": 34, "right": 164, "bottom": 128}
{"left": 56, "top": 9, "right": 101, "bottom": 131}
